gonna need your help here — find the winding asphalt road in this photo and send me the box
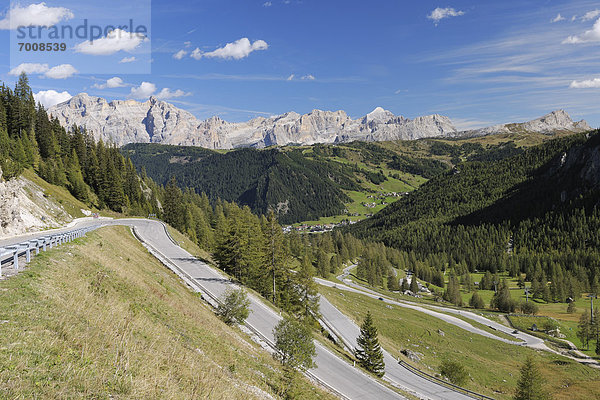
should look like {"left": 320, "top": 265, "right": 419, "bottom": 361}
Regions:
{"left": 318, "top": 265, "right": 600, "bottom": 368}
{"left": 1, "top": 219, "right": 409, "bottom": 400}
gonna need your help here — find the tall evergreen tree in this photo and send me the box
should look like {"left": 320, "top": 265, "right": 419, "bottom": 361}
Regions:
{"left": 163, "top": 177, "right": 185, "bottom": 230}
{"left": 514, "top": 356, "right": 549, "bottom": 400}
{"left": 295, "top": 252, "right": 320, "bottom": 321}
{"left": 577, "top": 312, "right": 591, "bottom": 350}
{"left": 355, "top": 311, "right": 385, "bottom": 377}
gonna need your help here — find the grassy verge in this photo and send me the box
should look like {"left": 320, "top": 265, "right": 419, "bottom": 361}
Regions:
{"left": 0, "top": 226, "right": 335, "bottom": 399}
{"left": 319, "top": 285, "right": 600, "bottom": 400}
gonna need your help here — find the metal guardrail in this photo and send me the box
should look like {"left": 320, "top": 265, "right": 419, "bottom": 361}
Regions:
{"left": 131, "top": 225, "right": 352, "bottom": 400}
{"left": 398, "top": 361, "right": 495, "bottom": 400}
{"left": 0, "top": 226, "right": 99, "bottom": 277}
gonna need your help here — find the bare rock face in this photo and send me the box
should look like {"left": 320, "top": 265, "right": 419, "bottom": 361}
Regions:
{"left": 457, "top": 110, "right": 591, "bottom": 137}
{"left": 0, "top": 167, "right": 73, "bottom": 238}
{"left": 49, "top": 95, "right": 458, "bottom": 149}
{"left": 49, "top": 95, "right": 591, "bottom": 149}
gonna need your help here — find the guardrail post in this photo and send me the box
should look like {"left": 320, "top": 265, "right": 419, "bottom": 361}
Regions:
{"left": 43, "top": 239, "right": 47, "bottom": 251}
{"left": 13, "top": 250, "right": 19, "bottom": 270}
{"left": 26, "top": 247, "right": 31, "bottom": 263}
{"left": 35, "top": 241, "right": 40, "bottom": 255}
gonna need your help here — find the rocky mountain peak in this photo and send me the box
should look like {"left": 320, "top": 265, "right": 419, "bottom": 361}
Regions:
{"left": 364, "top": 107, "right": 396, "bottom": 123}
{"left": 48, "top": 94, "right": 591, "bottom": 149}
{"left": 457, "top": 109, "right": 591, "bottom": 138}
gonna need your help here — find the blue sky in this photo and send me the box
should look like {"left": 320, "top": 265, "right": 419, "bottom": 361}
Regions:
{"left": 1, "top": 0, "right": 600, "bottom": 129}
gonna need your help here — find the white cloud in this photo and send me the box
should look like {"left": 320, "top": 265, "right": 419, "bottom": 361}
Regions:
{"left": 427, "top": 7, "right": 465, "bottom": 25}
{"left": 44, "top": 64, "right": 77, "bottom": 79}
{"left": 582, "top": 10, "right": 600, "bottom": 22}
{"left": 129, "top": 82, "right": 156, "bottom": 99}
{"left": 263, "top": 1, "right": 272, "bottom": 6}
{"left": 551, "top": 14, "right": 565, "bottom": 23}
{"left": 286, "top": 74, "right": 295, "bottom": 81}
{"left": 190, "top": 48, "right": 203, "bottom": 60}
{"left": 8, "top": 62, "right": 76, "bottom": 79}
{"left": 156, "top": 88, "right": 191, "bottom": 99}
{"left": 0, "top": 2, "right": 73, "bottom": 30}
{"left": 301, "top": 74, "right": 315, "bottom": 80}
{"left": 119, "top": 56, "right": 137, "bottom": 63}
{"left": 193, "top": 38, "right": 268, "bottom": 60}
{"left": 184, "top": 41, "right": 192, "bottom": 48}
{"left": 173, "top": 49, "right": 187, "bottom": 60}
{"left": 8, "top": 62, "right": 49, "bottom": 76}
{"left": 93, "top": 77, "right": 126, "bottom": 89}
{"left": 563, "top": 18, "right": 600, "bottom": 44}
{"left": 569, "top": 77, "right": 600, "bottom": 88}
{"left": 34, "top": 90, "right": 72, "bottom": 108}
{"left": 75, "top": 29, "right": 148, "bottom": 55}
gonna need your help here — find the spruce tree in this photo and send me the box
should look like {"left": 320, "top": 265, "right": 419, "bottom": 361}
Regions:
{"left": 295, "top": 252, "right": 320, "bottom": 321}
{"left": 316, "top": 249, "right": 330, "bottom": 279}
{"left": 163, "top": 176, "right": 185, "bottom": 230}
{"left": 577, "top": 312, "right": 591, "bottom": 350}
{"left": 355, "top": 311, "right": 385, "bottom": 377}
{"left": 469, "top": 291, "right": 485, "bottom": 309}
{"left": 387, "top": 270, "right": 400, "bottom": 291}
{"left": 514, "top": 356, "right": 549, "bottom": 400}
{"left": 409, "top": 274, "right": 419, "bottom": 294}
{"left": 401, "top": 277, "right": 409, "bottom": 292}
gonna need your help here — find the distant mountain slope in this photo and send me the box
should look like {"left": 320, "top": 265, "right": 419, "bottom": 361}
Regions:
{"left": 456, "top": 110, "right": 590, "bottom": 138}
{"left": 123, "top": 133, "right": 570, "bottom": 225}
{"left": 346, "top": 131, "right": 600, "bottom": 280}
{"left": 123, "top": 143, "right": 361, "bottom": 224}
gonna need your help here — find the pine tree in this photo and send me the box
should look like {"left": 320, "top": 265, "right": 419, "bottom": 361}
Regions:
{"left": 400, "top": 277, "right": 409, "bottom": 292}
{"left": 469, "top": 291, "right": 485, "bottom": 309}
{"left": 163, "top": 177, "right": 185, "bottom": 230}
{"left": 387, "top": 270, "right": 400, "bottom": 291}
{"left": 491, "top": 279, "right": 516, "bottom": 313}
{"left": 316, "top": 248, "right": 330, "bottom": 279}
{"left": 592, "top": 308, "right": 600, "bottom": 355}
{"left": 264, "top": 210, "right": 287, "bottom": 305}
{"left": 295, "top": 252, "right": 320, "bottom": 321}
{"left": 410, "top": 274, "right": 419, "bottom": 294}
{"left": 355, "top": 311, "right": 385, "bottom": 377}
{"left": 514, "top": 356, "right": 549, "bottom": 400}
{"left": 577, "top": 312, "right": 591, "bottom": 350}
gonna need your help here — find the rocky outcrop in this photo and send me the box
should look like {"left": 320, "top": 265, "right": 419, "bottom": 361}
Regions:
{"left": 0, "top": 167, "right": 73, "bottom": 238}
{"left": 49, "top": 94, "right": 458, "bottom": 149}
{"left": 457, "top": 110, "right": 591, "bottom": 137}
{"left": 49, "top": 95, "right": 591, "bottom": 149}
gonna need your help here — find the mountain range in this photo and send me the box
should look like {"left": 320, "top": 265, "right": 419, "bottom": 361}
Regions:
{"left": 48, "top": 93, "right": 591, "bottom": 149}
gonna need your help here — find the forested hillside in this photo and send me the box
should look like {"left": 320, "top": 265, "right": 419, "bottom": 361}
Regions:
{"left": 123, "top": 143, "right": 360, "bottom": 223}
{"left": 348, "top": 131, "right": 600, "bottom": 303}
{"left": 0, "top": 73, "right": 159, "bottom": 216}
{"left": 122, "top": 135, "right": 560, "bottom": 224}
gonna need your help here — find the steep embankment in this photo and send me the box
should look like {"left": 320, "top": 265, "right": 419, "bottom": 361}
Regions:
{"left": 0, "top": 168, "right": 91, "bottom": 239}
{"left": 0, "top": 226, "right": 335, "bottom": 399}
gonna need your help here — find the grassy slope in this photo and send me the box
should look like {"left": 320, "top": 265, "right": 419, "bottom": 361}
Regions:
{"left": 21, "top": 168, "right": 90, "bottom": 219}
{"left": 320, "top": 285, "right": 600, "bottom": 400}
{"left": 296, "top": 132, "right": 566, "bottom": 226}
{"left": 0, "top": 226, "right": 335, "bottom": 400}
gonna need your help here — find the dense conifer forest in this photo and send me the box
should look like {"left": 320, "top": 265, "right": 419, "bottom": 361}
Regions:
{"left": 0, "top": 73, "right": 159, "bottom": 216}
{"left": 349, "top": 131, "right": 600, "bottom": 304}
